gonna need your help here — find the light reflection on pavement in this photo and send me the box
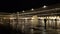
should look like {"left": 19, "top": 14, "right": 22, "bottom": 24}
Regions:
{"left": 24, "top": 27, "right": 60, "bottom": 34}
{"left": 32, "top": 29, "right": 60, "bottom": 34}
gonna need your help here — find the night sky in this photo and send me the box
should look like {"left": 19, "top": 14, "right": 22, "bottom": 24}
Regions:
{"left": 0, "top": 0, "right": 60, "bottom": 13}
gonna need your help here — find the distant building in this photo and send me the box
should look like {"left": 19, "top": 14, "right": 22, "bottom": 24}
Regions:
{"left": 0, "top": 3, "right": 60, "bottom": 33}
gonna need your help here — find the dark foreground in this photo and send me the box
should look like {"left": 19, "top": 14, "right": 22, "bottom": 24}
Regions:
{"left": 0, "top": 24, "right": 60, "bottom": 34}
{"left": 0, "top": 24, "right": 23, "bottom": 34}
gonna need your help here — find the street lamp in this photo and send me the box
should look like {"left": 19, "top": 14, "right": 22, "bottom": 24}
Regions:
{"left": 22, "top": 10, "right": 25, "bottom": 12}
{"left": 31, "top": 8, "right": 34, "bottom": 11}
{"left": 42, "top": 5, "right": 47, "bottom": 8}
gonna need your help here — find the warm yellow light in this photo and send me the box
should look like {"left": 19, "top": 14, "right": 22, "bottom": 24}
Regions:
{"left": 56, "top": 16, "right": 60, "bottom": 19}
{"left": 31, "top": 15, "right": 38, "bottom": 26}
{"left": 10, "top": 17, "right": 15, "bottom": 19}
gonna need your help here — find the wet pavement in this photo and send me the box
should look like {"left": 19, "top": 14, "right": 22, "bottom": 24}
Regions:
{"left": 0, "top": 24, "right": 60, "bottom": 34}
{"left": 33, "top": 29, "right": 59, "bottom": 34}
{"left": 0, "top": 27, "right": 60, "bottom": 34}
{"left": 22, "top": 26, "right": 60, "bottom": 34}
{"left": 25, "top": 29, "right": 60, "bottom": 34}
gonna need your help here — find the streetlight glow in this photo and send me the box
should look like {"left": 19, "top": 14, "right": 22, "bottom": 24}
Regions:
{"left": 22, "top": 10, "right": 25, "bottom": 12}
{"left": 31, "top": 8, "right": 34, "bottom": 11}
{"left": 43, "top": 5, "right": 47, "bottom": 8}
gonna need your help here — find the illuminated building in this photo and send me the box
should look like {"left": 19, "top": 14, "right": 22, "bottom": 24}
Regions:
{"left": 0, "top": 4, "right": 60, "bottom": 34}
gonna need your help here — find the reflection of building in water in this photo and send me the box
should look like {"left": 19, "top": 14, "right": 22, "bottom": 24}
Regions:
{"left": 0, "top": 3, "right": 60, "bottom": 34}
{"left": 0, "top": 13, "right": 60, "bottom": 29}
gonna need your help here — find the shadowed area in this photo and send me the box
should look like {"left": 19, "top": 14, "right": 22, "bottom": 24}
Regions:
{"left": 0, "top": 24, "right": 23, "bottom": 34}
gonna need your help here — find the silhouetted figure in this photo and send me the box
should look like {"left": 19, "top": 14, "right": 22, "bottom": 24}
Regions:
{"left": 44, "top": 19, "right": 46, "bottom": 29}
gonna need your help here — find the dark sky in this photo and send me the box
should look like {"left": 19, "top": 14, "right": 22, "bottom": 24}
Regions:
{"left": 0, "top": 0, "right": 60, "bottom": 13}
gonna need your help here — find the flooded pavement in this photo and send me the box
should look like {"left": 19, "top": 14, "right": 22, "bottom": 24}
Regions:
{"left": 0, "top": 24, "right": 60, "bottom": 34}
{"left": 23, "top": 26, "right": 60, "bottom": 34}
{"left": 0, "top": 16, "right": 60, "bottom": 34}
{"left": 1, "top": 28, "right": 59, "bottom": 34}
{"left": 25, "top": 29, "right": 60, "bottom": 34}
{"left": 33, "top": 29, "right": 59, "bottom": 34}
